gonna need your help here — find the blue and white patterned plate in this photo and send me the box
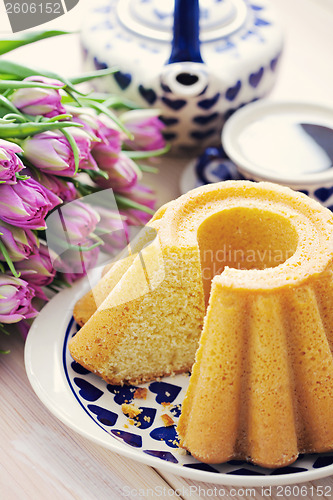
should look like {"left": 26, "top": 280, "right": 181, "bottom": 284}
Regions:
{"left": 180, "top": 146, "right": 333, "bottom": 212}
{"left": 25, "top": 271, "right": 333, "bottom": 486}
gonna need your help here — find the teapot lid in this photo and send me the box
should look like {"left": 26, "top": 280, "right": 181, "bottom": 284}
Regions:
{"left": 117, "top": 0, "right": 248, "bottom": 42}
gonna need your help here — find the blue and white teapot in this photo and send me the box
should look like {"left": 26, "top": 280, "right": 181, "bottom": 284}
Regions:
{"left": 81, "top": 0, "right": 283, "bottom": 152}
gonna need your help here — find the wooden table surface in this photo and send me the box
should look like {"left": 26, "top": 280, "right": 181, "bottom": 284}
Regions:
{"left": 1, "top": 0, "right": 333, "bottom": 498}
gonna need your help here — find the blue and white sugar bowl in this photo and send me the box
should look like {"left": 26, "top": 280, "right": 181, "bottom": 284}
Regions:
{"left": 222, "top": 100, "right": 333, "bottom": 209}
{"left": 81, "top": 0, "right": 284, "bottom": 152}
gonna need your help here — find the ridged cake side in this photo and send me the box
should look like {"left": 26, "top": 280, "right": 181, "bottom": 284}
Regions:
{"left": 178, "top": 268, "right": 333, "bottom": 468}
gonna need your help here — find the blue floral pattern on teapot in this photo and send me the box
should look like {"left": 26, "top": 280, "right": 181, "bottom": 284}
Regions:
{"left": 81, "top": 0, "right": 283, "bottom": 152}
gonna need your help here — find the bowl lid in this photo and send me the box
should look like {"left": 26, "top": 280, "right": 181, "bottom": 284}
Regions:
{"left": 117, "top": 0, "right": 248, "bottom": 42}
{"left": 222, "top": 100, "right": 333, "bottom": 186}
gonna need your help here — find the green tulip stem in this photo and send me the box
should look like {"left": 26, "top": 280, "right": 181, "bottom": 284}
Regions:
{"left": 124, "top": 143, "right": 170, "bottom": 160}
{"left": 69, "top": 67, "right": 118, "bottom": 85}
{"left": 46, "top": 114, "right": 73, "bottom": 122}
{"left": 72, "top": 240, "right": 103, "bottom": 252}
{"left": 84, "top": 168, "right": 109, "bottom": 180}
{"left": 114, "top": 193, "right": 155, "bottom": 215}
{"left": 0, "top": 80, "right": 65, "bottom": 90}
{"left": 0, "top": 120, "right": 82, "bottom": 139}
{"left": 137, "top": 163, "right": 159, "bottom": 174}
{"left": 3, "top": 113, "right": 27, "bottom": 123}
{"left": 0, "top": 238, "right": 21, "bottom": 278}
{"left": 0, "top": 94, "right": 25, "bottom": 117}
{"left": 60, "top": 128, "right": 80, "bottom": 174}
{"left": 78, "top": 98, "right": 134, "bottom": 139}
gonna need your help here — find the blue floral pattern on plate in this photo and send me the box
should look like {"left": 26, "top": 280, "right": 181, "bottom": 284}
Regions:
{"left": 64, "top": 316, "right": 333, "bottom": 478}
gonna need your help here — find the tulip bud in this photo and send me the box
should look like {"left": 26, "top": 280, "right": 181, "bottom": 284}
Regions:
{"left": 118, "top": 183, "right": 156, "bottom": 211}
{"left": 46, "top": 200, "right": 100, "bottom": 248}
{"left": 120, "top": 109, "right": 166, "bottom": 151}
{"left": 56, "top": 245, "right": 100, "bottom": 280}
{"left": 120, "top": 209, "right": 153, "bottom": 227}
{"left": 0, "top": 177, "right": 61, "bottom": 229}
{"left": 95, "top": 206, "right": 129, "bottom": 255}
{"left": 24, "top": 167, "right": 77, "bottom": 203}
{"left": 22, "top": 128, "right": 97, "bottom": 177}
{"left": 0, "top": 139, "right": 24, "bottom": 184}
{"left": 0, "top": 274, "right": 37, "bottom": 323}
{"left": 94, "top": 152, "right": 142, "bottom": 190}
{"left": 10, "top": 76, "right": 66, "bottom": 118}
{"left": 15, "top": 242, "right": 56, "bottom": 287}
{"left": 0, "top": 221, "right": 38, "bottom": 262}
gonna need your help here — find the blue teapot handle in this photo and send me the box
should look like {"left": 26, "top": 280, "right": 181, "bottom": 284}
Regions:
{"left": 168, "top": 0, "right": 203, "bottom": 64}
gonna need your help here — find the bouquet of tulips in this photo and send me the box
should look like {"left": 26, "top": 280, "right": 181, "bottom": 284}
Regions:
{"left": 0, "top": 31, "right": 167, "bottom": 351}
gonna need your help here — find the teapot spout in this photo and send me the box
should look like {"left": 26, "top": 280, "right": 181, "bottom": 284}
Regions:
{"left": 168, "top": 0, "right": 203, "bottom": 64}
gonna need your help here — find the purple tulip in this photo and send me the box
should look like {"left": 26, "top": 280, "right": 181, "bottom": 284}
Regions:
{"left": 10, "top": 75, "right": 66, "bottom": 118}
{"left": 87, "top": 113, "right": 122, "bottom": 165}
{"left": 121, "top": 110, "right": 166, "bottom": 151}
{"left": 121, "top": 208, "right": 153, "bottom": 226}
{"left": 69, "top": 107, "right": 122, "bottom": 159}
{"left": 94, "top": 152, "right": 142, "bottom": 190}
{"left": 118, "top": 183, "right": 156, "bottom": 211}
{"left": 24, "top": 167, "right": 77, "bottom": 203}
{"left": 95, "top": 206, "right": 129, "bottom": 254}
{"left": 0, "top": 177, "right": 61, "bottom": 229}
{"left": 22, "top": 128, "right": 98, "bottom": 177}
{"left": 68, "top": 106, "right": 101, "bottom": 139}
{"left": 0, "top": 139, "right": 24, "bottom": 184}
{"left": 46, "top": 200, "right": 100, "bottom": 248}
{"left": 0, "top": 221, "right": 38, "bottom": 262}
{"left": 55, "top": 244, "right": 100, "bottom": 278}
{"left": 15, "top": 242, "right": 56, "bottom": 287}
{"left": 0, "top": 274, "right": 37, "bottom": 323}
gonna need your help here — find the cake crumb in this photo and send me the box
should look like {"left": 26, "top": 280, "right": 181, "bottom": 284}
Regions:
{"left": 143, "top": 415, "right": 151, "bottom": 423}
{"left": 161, "top": 402, "right": 171, "bottom": 408}
{"left": 165, "top": 392, "right": 170, "bottom": 397}
{"left": 134, "top": 388, "right": 147, "bottom": 399}
{"left": 122, "top": 403, "right": 142, "bottom": 419}
{"left": 161, "top": 414, "right": 174, "bottom": 427}
{"left": 124, "top": 424, "right": 129, "bottom": 429}
{"left": 175, "top": 447, "right": 187, "bottom": 455}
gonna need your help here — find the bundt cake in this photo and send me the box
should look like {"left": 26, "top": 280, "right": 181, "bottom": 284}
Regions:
{"left": 69, "top": 180, "right": 333, "bottom": 467}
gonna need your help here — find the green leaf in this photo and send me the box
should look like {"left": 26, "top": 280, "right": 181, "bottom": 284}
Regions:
{"left": 102, "top": 95, "right": 140, "bottom": 110}
{"left": 78, "top": 98, "right": 134, "bottom": 139}
{"left": 60, "top": 128, "right": 80, "bottom": 174}
{"left": 0, "top": 238, "right": 20, "bottom": 278}
{"left": 0, "top": 30, "right": 71, "bottom": 56}
{"left": 3, "top": 113, "right": 27, "bottom": 123}
{"left": 0, "top": 120, "right": 82, "bottom": 139}
{"left": 0, "top": 79, "right": 65, "bottom": 90}
{"left": 123, "top": 143, "right": 170, "bottom": 159}
{"left": 114, "top": 193, "right": 155, "bottom": 215}
{"left": 137, "top": 163, "right": 159, "bottom": 174}
{"left": 0, "top": 61, "right": 82, "bottom": 95}
{"left": 0, "top": 117, "right": 16, "bottom": 124}
{"left": 0, "top": 94, "right": 22, "bottom": 115}
{"left": 84, "top": 168, "right": 109, "bottom": 180}
{"left": 69, "top": 67, "right": 118, "bottom": 85}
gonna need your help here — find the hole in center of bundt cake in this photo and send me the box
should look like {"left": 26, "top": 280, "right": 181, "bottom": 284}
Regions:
{"left": 197, "top": 207, "right": 299, "bottom": 304}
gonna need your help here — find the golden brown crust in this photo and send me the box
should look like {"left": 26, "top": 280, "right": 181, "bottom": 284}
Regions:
{"left": 134, "top": 388, "right": 148, "bottom": 399}
{"left": 68, "top": 348, "right": 193, "bottom": 386}
{"left": 161, "top": 414, "right": 175, "bottom": 427}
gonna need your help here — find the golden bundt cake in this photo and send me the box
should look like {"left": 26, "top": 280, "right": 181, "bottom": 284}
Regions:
{"left": 69, "top": 180, "right": 333, "bottom": 468}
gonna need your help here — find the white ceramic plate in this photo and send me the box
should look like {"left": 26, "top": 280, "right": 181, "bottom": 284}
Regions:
{"left": 25, "top": 274, "right": 333, "bottom": 486}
